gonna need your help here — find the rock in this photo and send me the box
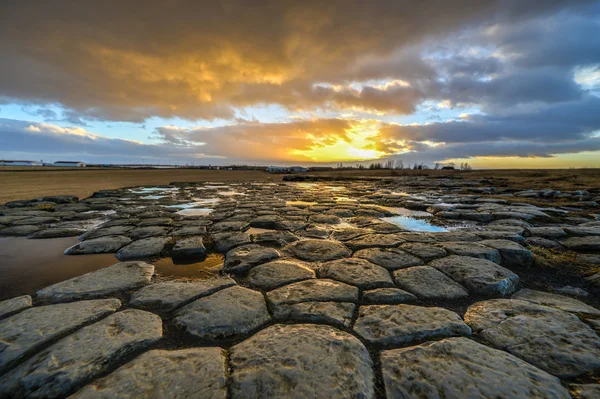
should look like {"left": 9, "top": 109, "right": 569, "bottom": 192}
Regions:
{"left": 223, "top": 244, "right": 281, "bottom": 274}
{"left": 353, "top": 247, "right": 423, "bottom": 270}
{"left": 430, "top": 231, "right": 481, "bottom": 242}
{"left": 526, "top": 226, "right": 566, "bottom": 239}
{"left": 130, "top": 277, "right": 236, "bottom": 311}
{"left": 570, "top": 384, "right": 600, "bottom": 399}
{"left": 137, "top": 217, "right": 173, "bottom": 227}
{"left": 272, "top": 301, "right": 355, "bottom": 328}
{"left": 0, "top": 295, "right": 32, "bottom": 319}
{"left": 174, "top": 286, "right": 271, "bottom": 340}
{"left": 309, "top": 214, "right": 341, "bottom": 224}
{"left": 252, "top": 230, "right": 299, "bottom": 247}
{"left": 437, "top": 242, "right": 501, "bottom": 263}
{"left": 585, "top": 272, "right": 600, "bottom": 287}
{"left": 243, "top": 260, "right": 315, "bottom": 290}
{"left": 0, "top": 309, "right": 162, "bottom": 399}
{"left": 37, "top": 261, "right": 154, "bottom": 302}
{"left": 579, "top": 253, "right": 600, "bottom": 264}
{"left": 0, "top": 299, "right": 121, "bottom": 374}
{"left": 298, "top": 224, "right": 333, "bottom": 238}
{"left": 116, "top": 236, "right": 171, "bottom": 260}
{"left": 478, "top": 239, "right": 534, "bottom": 266}
{"left": 79, "top": 225, "right": 133, "bottom": 240}
{"left": 11, "top": 216, "right": 59, "bottom": 225}
{"left": 172, "top": 236, "right": 207, "bottom": 261}
{"left": 556, "top": 285, "right": 589, "bottom": 297}
{"left": 525, "top": 236, "right": 565, "bottom": 250}
{"left": 64, "top": 235, "right": 132, "bottom": 254}
{"left": 563, "top": 226, "right": 600, "bottom": 236}
{"left": 511, "top": 289, "right": 600, "bottom": 316}
{"left": 71, "top": 348, "right": 227, "bottom": 399}
{"left": 429, "top": 255, "right": 520, "bottom": 297}
{"left": 27, "top": 228, "right": 86, "bottom": 239}
{"left": 128, "top": 225, "right": 171, "bottom": 240}
{"left": 0, "top": 225, "right": 41, "bottom": 236}
{"left": 465, "top": 299, "right": 600, "bottom": 378}
{"left": 284, "top": 239, "right": 351, "bottom": 262}
{"left": 381, "top": 337, "right": 570, "bottom": 399}
{"left": 362, "top": 288, "right": 417, "bottom": 304}
{"left": 561, "top": 236, "right": 600, "bottom": 251}
{"left": 400, "top": 242, "right": 447, "bottom": 261}
{"left": 354, "top": 304, "right": 471, "bottom": 346}
{"left": 318, "top": 258, "right": 394, "bottom": 289}
{"left": 393, "top": 266, "right": 469, "bottom": 300}
{"left": 344, "top": 233, "right": 405, "bottom": 250}
{"left": 267, "top": 279, "right": 359, "bottom": 306}
{"left": 210, "top": 220, "right": 248, "bottom": 233}
{"left": 213, "top": 232, "right": 251, "bottom": 252}
{"left": 229, "top": 324, "right": 374, "bottom": 399}
{"left": 170, "top": 225, "right": 207, "bottom": 236}
{"left": 331, "top": 227, "right": 372, "bottom": 241}
{"left": 249, "top": 215, "right": 282, "bottom": 229}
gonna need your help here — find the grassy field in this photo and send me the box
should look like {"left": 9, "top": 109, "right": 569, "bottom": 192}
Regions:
{"left": 1, "top": 167, "right": 599, "bottom": 204}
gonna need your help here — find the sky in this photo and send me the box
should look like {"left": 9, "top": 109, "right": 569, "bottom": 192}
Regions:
{"left": 1, "top": 0, "right": 600, "bottom": 168}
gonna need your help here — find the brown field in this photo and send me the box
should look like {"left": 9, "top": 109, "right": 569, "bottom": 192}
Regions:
{"left": 1, "top": 167, "right": 600, "bottom": 205}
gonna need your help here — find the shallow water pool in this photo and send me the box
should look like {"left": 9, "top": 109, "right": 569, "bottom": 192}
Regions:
{"left": 382, "top": 216, "right": 448, "bottom": 232}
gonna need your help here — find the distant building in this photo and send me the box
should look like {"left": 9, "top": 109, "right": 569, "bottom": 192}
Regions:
{"left": 54, "top": 161, "right": 86, "bottom": 167}
{"left": 266, "top": 166, "right": 308, "bottom": 173}
{"left": 0, "top": 160, "right": 42, "bottom": 166}
{"left": 289, "top": 166, "right": 308, "bottom": 173}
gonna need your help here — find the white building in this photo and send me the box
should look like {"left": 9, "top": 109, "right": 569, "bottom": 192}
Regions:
{"left": 0, "top": 160, "right": 42, "bottom": 166}
{"left": 289, "top": 166, "right": 308, "bottom": 172}
{"left": 266, "top": 165, "right": 308, "bottom": 173}
{"left": 54, "top": 161, "right": 86, "bottom": 167}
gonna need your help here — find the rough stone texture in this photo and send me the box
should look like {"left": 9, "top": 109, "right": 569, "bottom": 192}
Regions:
{"left": 37, "top": 261, "right": 154, "bottom": 302}
{"left": 174, "top": 286, "right": 271, "bottom": 340}
{"left": 353, "top": 247, "right": 422, "bottom": 270}
{"left": 172, "top": 236, "right": 207, "bottom": 261}
{"left": 244, "top": 260, "right": 315, "bottom": 290}
{"left": 128, "top": 226, "right": 171, "bottom": 240}
{"left": 27, "top": 228, "right": 87, "bottom": 239}
{"left": 0, "top": 299, "right": 121, "bottom": 373}
{"left": 561, "top": 236, "right": 600, "bottom": 251}
{"left": 526, "top": 236, "right": 566, "bottom": 250}
{"left": 331, "top": 227, "right": 372, "bottom": 242}
{"left": 213, "top": 232, "right": 251, "bottom": 252}
{"left": 0, "top": 309, "right": 162, "bottom": 399}
{"left": 229, "top": 324, "right": 375, "bottom": 399}
{"left": 437, "top": 242, "right": 502, "bottom": 263}
{"left": 400, "top": 242, "right": 448, "bottom": 261}
{"left": 272, "top": 301, "right": 355, "bottom": 328}
{"left": 0, "top": 224, "right": 42, "bottom": 236}
{"left": 381, "top": 337, "right": 570, "bottom": 399}
{"left": 252, "top": 230, "right": 299, "bottom": 247}
{"left": 71, "top": 348, "right": 227, "bottom": 399}
{"left": 130, "top": 277, "right": 236, "bottom": 311}
{"left": 354, "top": 304, "right": 471, "bottom": 346}
{"left": 0, "top": 295, "right": 32, "bottom": 319}
{"left": 210, "top": 220, "right": 248, "bottom": 233}
{"left": 465, "top": 299, "right": 600, "bottom": 378}
{"left": 79, "top": 225, "right": 133, "bottom": 240}
{"left": 345, "top": 233, "right": 405, "bottom": 250}
{"left": 362, "top": 288, "right": 417, "bottom": 304}
{"left": 429, "top": 255, "right": 520, "bottom": 297}
{"left": 223, "top": 244, "right": 281, "bottom": 274}
{"left": 526, "top": 226, "right": 566, "bottom": 239}
{"left": 116, "top": 236, "right": 171, "bottom": 260}
{"left": 318, "top": 258, "right": 394, "bottom": 289}
{"left": 267, "top": 279, "right": 359, "bottom": 306}
{"left": 393, "top": 266, "right": 469, "bottom": 300}
{"left": 512, "top": 288, "right": 600, "bottom": 316}
{"left": 479, "top": 239, "right": 534, "bottom": 266}
{"left": 570, "top": 384, "right": 600, "bottom": 399}
{"left": 284, "top": 239, "right": 351, "bottom": 262}
{"left": 64, "top": 235, "right": 132, "bottom": 255}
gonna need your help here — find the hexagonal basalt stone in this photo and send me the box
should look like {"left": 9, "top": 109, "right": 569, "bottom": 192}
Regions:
{"left": 284, "top": 239, "right": 351, "bottom": 262}
{"left": 0, "top": 225, "right": 42, "bottom": 236}
{"left": 0, "top": 295, "right": 32, "bottom": 319}
{"left": 308, "top": 214, "right": 341, "bottom": 225}
{"left": 0, "top": 309, "right": 162, "bottom": 399}
{"left": 569, "top": 384, "right": 600, "bottom": 399}
{"left": 393, "top": 266, "right": 469, "bottom": 300}
{"left": 272, "top": 301, "right": 356, "bottom": 328}
{"left": 362, "top": 288, "right": 417, "bottom": 304}
{"left": 381, "top": 337, "right": 570, "bottom": 399}
{"left": 429, "top": 255, "right": 519, "bottom": 297}
{"left": 354, "top": 304, "right": 471, "bottom": 346}
{"left": 478, "top": 239, "right": 533, "bottom": 266}
{"left": 243, "top": 260, "right": 315, "bottom": 290}
{"left": 223, "top": 244, "right": 281, "bottom": 274}
{"left": 37, "top": 261, "right": 154, "bottom": 302}
{"left": 127, "top": 225, "right": 171, "bottom": 240}
{"left": 318, "top": 258, "right": 394, "bottom": 289}
{"left": 437, "top": 242, "right": 501, "bottom": 263}
{"left": 79, "top": 225, "right": 133, "bottom": 240}
{"left": 27, "top": 228, "right": 87, "bottom": 239}
{"left": 213, "top": 232, "right": 251, "bottom": 252}
{"left": 345, "top": 233, "right": 405, "bottom": 250}
{"left": 252, "top": 230, "right": 299, "bottom": 247}
{"left": 561, "top": 236, "right": 600, "bottom": 251}
{"left": 172, "top": 236, "right": 207, "bottom": 261}
{"left": 71, "top": 348, "right": 227, "bottom": 399}
{"left": 511, "top": 289, "right": 600, "bottom": 316}
{"left": 210, "top": 220, "right": 248, "bottom": 233}
{"left": 353, "top": 247, "right": 423, "bottom": 270}
{"left": 64, "top": 235, "right": 132, "bottom": 255}
{"left": 116, "top": 236, "right": 172, "bottom": 260}
{"left": 267, "top": 279, "right": 359, "bottom": 306}
{"left": 174, "top": 286, "right": 271, "bottom": 340}
{"left": 229, "top": 324, "right": 375, "bottom": 399}
{"left": 465, "top": 299, "right": 600, "bottom": 378}
{"left": 400, "top": 242, "right": 447, "bottom": 261}
{"left": 331, "top": 227, "right": 372, "bottom": 241}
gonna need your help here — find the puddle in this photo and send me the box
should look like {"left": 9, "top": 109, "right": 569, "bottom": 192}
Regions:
{"left": 286, "top": 200, "right": 318, "bottom": 206}
{"left": 198, "top": 185, "right": 229, "bottom": 190}
{"left": 335, "top": 197, "right": 358, "bottom": 202}
{"left": 130, "top": 187, "right": 179, "bottom": 194}
{"left": 218, "top": 191, "right": 245, "bottom": 196}
{"left": 0, "top": 237, "right": 117, "bottom": 300}
{"left": 193, "top": 198, "right": 220, "bottom": 205}
{"left": 176, "top": 208, "right": 213, "bottom": 217}
{"left": 142, "top": 195, "right": 168, "bottom": 200}
{"left": 382, "top": 216, "right": 448, "bottom": 232}
{"left": 383, "top": 207, "right": 433, "bottom": 217}
{"left": 154, "top": 254, "right": 224, "bottom": 279}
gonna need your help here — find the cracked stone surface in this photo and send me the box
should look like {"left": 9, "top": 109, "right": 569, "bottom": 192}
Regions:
{"left": 0, "top": 295, "right": 32, "bottom": 319}
{"left": 478, "top": 239, "right": 534, "bottom": 266}
{"left": 64, "top": 235, "right": 132, "bottom": 255}
{"left": 283, "top": 239, "right": 351, "bottom": 262}
{"left": 393, "top": 266, "right": 469, "bottom": 300}
{"left": 243, "top": 260, "right": 315, "bottom": 290}
{"left": 223, "top": 244, "right": 281, "bottom": 273}
{"left": 116, "top": 236, "right": 171, "bottom": 260}
{"left": 437, "top": 242, "right": 502, "bottom": 263}
{"left": 362, "top": 288, "right": 417, "bottom": 304}
{"left": 353, "top": 247, "right": 423, "bottom": 270}
{"left": 400, "top": 242, "right": 448, "bottom": 261}
{"left": 318, "top": 258, "right": 394, "bottom": 289}
{"left": 272, "top": 301, "right": 355, "bottom": 328}
{"left": 512, "top": 288, "right": 600, "bottom": 316}
{"left": 267, "top": 278, "right": 359, "bottom": 306}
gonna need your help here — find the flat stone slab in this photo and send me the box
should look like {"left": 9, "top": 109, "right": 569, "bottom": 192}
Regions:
{"left": 0, "top": 309, "right": 162, "bottom": 399}
{"left": 345, "top": 233, "right": 405, "bottom": 250}
{"left": 272, "top": 301, "right": 355, "bottom": 328}
{"left": 526, "top": 226, "right": 566, "bottom": 238}
{"left": 512, "top": 288, "right": 600, "bottom": 316}
{"left": 71, "top": 348, "right": 227, "bottom": 399}
{"left": 400, "top": 242, "right": 447, "bottom": 261}
{"left": 172, "top": 236, "right": 207, "bottom": 261}
{"left": 37, "top": 261, "right": 154, "bottom": 302}
{"left": 570, "top": 384, "right": 600, "bottom": 399}
{"left": 353, "top": 247, "right": 422, "bottom": 270}
{"left": 79, "top": 225, "right": 133, "bottom": 240}
{"left": 437, "top": 242, "right": 501, "bottom": 263}
{"left": 381, "top": 337, "right": 570, "bottom": 399}
{"left": 229, "top": 324, "right": 375, "bottom": 399}
{"left": 0, "top": 299, "right": 121, "bottom": 373}
{"left": 223, "top": 244, "right": 281, "bottom": 274}
{"left": 393, "top": 266, "right": 469, "bottom": 300}
{"left": 0, "top": 295, "right": 31, "bottom": 319}
{"left": 479, "top": 239, "right": 533, "bottom": 266}
{"left": 64, "top": 235, "right": 132, "bottom": 255}
{"left": 318, "top": 258, "right": 394, "bottom": 289}
{"left": 465, "top": 299, "right": 600, "bottom": 378}
{"left": 362, "top": 288, "right": 417, "bottom": 304}
{"left": 354, "top": 304, "right": 471, "bottom": 346}
{"left": 128, "top": 225, "right": 171, "bottom": 240}
{"left": 252, "top": 230, "right": 299, "bottom": 247}
{"left": 561, "top": 236, "right": 600, "bottom": 251}
{"left": 130, "top": 277, "right": 236, "bottom": 311}
{"left": 429, "top": 255, "right": 520, "bottom": 297}
{"left": 174, "top": 286, "right": 271, "bottom": 340}
{"left": 267, "top": 278, "right": 359, "bottom": 306}
{"left": 213, "top": 232, "right": 251, "bottom": 252}
{"left": 284, "top": 239, "right": 351, "bottom": 262}
{"left": 116, "top": 236, "right": 171, "bottom": 260}
{"left": 243, "top": 260, "right": 315, "bottom": 290}
{"left": 27, "top": 228, "right": 87, "bottom": 239}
